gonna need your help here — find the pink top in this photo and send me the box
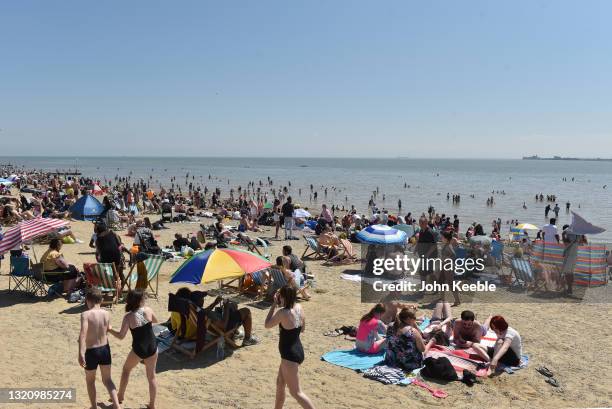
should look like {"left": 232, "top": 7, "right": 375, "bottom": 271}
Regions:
{"left": 356, "top": 318, "right": 382, "bottom": 342}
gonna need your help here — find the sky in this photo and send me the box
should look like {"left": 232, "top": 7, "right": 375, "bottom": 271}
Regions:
{"left": 1, "top": 0, "right": 611, "bottom": 158}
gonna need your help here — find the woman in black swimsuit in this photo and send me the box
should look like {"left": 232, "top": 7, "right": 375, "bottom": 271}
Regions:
{"left": 265, "top": 285, "right": 316, "bottom": 409}
{"left": 108, "top": 290, "right": 158, "bottom": 409}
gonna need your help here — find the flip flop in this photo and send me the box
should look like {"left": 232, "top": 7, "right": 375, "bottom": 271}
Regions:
{"left": 536, "top": 366, "right": 553, "bottom": 377}
{"left": 545, "top": 377, "right": 560, "bottom": 387}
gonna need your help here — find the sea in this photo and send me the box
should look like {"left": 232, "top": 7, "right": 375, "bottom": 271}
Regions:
{"left": 2, "top": 156, "right": 612, "bottom": 242}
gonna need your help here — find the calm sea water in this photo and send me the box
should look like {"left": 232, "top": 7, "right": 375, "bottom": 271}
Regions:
{"left": 2, "top": 156, "right": 612, "bottom": 241}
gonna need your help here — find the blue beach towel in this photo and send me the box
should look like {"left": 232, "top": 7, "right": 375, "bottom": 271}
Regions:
{"left": 321, "top": 349, "right": 385, "bottom": 371}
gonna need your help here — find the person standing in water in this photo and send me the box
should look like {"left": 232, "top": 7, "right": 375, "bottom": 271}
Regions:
{"left": 265, "top": 286, "right": 316, "bottom": 409}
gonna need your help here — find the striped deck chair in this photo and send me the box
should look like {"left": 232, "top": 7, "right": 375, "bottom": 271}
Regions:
{"left": 329, "top": 239, "right": 359, "bottom": 264}
{"left": 126, "top": 254, "right": 165, "bottom": 298}
{"left": 269, "top": 267, "right": 310, "bottom": 299}
{"left": 510, "top": 257, "right": 535, "bottom": 288}
{"left": 86, "top": 263, "right": 120, "bottom": 306}
{"left": 302, "top": 235, "right": 325, "bottom": 259}
{"left": 240, "top": 269, "right": 269, "bottom": 299}
{"left": 574, "top": 245, "right": 608, "bottom": 287}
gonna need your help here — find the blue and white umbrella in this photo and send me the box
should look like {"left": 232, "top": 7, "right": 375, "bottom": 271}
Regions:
{"left": 356, "top": 224, "right": 407, "bottom": 245}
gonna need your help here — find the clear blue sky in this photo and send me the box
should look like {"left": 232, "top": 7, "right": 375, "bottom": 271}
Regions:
{"left": 1, "top": 0, "right": 611, "bottom": 157}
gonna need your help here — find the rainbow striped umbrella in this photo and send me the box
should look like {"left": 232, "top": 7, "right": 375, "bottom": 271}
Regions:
{"left": 170, "top": 247, "right": 271, "bottom": 284}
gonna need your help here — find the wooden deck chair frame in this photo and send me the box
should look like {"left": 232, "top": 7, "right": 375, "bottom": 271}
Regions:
{"left": 302, "top": 236, "right": 325, "bottom": 259}
{"left": 168, "top": 295, "right": 219, "bottom": 359}
{"left": 328, "top": 239, "right": 359, "bottom": 264}
{"left": 239, "top": 270, "right": 269, "bottom": 299}
{"left": 86, "top": 262, "right": 120, "bottom": 306}
{"left": 269, "top": 267, "right": 310, "bottom": 300}
{"left": 126, "top": 253, "right": 164, "bottom": 299}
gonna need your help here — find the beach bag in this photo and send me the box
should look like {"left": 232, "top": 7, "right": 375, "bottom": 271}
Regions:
{"left": 421, "top": 357, "right": 458, "bottom": 381}
{"left": 137, "top": 229, "right": 160, "bottom": 254}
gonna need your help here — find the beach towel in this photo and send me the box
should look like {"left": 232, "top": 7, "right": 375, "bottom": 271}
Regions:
{"left": 361, "top": 365, "right": 406, "bottom": 385}
{"left": 425, "top": 345, "right": 489, "bottom": 377}
{"left": 321, "top": 349, "right": 385, "bottom": 371}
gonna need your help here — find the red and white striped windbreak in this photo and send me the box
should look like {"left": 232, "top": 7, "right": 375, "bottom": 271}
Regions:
{"left": 0, "top": 217, "right": 69, "bottom": 254}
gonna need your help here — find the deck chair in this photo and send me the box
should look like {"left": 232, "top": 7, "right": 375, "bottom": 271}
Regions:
{"left": 9, "top": 257, "right": 33, "bottom": 293}
{"left": 126, "top": 254, "right": 164, "bottom": 298}
{"left": 302, "top": 235, "right": 325, "bottom": 259}
{"left": 85, "top": 263, "right": 120, "bottom": 306}
{"left": 269, "top": 267, "right": 309, "bottom": 299}
{"left": 240, "top": 269, "right": 269, "bottom": 299}
{"left": 168, "top": 294, "right": 219, "bottom": 359}
{"left": 328, "top": 239, "right": 359, "bottom": 264}
{"left": 490, "top": 241, "right": 504, "bottom": 266}
{"left": 510, "top": 257, "right": 543, "bottom": 290}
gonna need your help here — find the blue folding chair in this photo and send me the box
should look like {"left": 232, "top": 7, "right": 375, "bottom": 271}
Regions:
{"left": 9, "top": 256, "right": 33, "bottom": 294}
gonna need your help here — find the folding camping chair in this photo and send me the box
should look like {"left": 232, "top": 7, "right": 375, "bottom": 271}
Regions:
{"left": 85, "top": 263, "right": 120, "bottom": 306}
{"left": 29, "top": 263, "right": 69, "bottom": 297}
{"left": 302, "top": 235, "right": 326, "bottom": 259}
{"left": 126, "top": 253, "right": 164, "bottom": 298}
{"left": 8, "top": 256, "right": 33, "bottom": 293}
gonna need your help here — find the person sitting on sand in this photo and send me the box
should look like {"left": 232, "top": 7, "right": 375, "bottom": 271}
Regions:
{"left": 452, "top": 310, "right": 490, "bottom": 361}
{"left": 384, "top": 308, "right": 425, "bottom": 371}
{"left": 483, "top": 315, "right": 522, "bottom": 372}
{"left": 108, "top": 290, "right": 158, "bottom": 409}
{"left": 40, "top": 238, "right": 82, "bottom": 293}
{"left": 355, "top": 303, "right": 387, "bottom": 354}
{"left": 78, "top": 289, "right": 121, "bottom": 409}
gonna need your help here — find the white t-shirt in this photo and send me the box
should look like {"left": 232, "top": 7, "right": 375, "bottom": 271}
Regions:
{"left": 541, "top": 223, "right": 558, "bottom": 243}
{"left": 503, "top": 327, "right": 522, "bottom": 358}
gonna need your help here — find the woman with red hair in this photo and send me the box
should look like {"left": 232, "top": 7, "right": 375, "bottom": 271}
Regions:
{"left": 483, "top": 315, "right": 522, "bottom": 372}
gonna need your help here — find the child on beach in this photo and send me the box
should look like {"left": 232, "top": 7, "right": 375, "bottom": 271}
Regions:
{"left": 78, "top": 289, "right": 121, "bottom": 409}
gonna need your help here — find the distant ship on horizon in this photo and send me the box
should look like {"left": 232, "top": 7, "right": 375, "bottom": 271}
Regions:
{"left": 522, "top": 155, "right": 612, "bottom": 162}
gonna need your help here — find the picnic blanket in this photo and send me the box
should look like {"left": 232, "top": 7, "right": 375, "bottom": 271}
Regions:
{"left": 321, "top": 349, "right": 385, "bottom": 371}
{"left": 425, "top": 345, "right": 489, "bottom": 377}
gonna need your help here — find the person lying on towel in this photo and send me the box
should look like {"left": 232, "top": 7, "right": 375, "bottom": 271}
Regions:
{"left": 452, "top": 310, "right": 490, "bottom": 361}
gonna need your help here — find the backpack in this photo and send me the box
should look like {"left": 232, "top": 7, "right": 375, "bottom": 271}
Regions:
{"left": 136, "top": 228, "right": 160, "bottom": 254}
{"left": 421, "top": 357, "right": 458, "bottom": 381}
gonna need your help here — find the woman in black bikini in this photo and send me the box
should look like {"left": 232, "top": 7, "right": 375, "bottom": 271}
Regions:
{"left": 108, "top": 290, "right": 158, "bottom": 409}
{"left": 264, "top": 285, "right": 316, "bottom": 409}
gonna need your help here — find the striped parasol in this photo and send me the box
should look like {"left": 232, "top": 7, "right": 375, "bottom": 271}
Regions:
{"left": 0, "top": 217, "right": 69, "bottom": 254}
{"left": 356, "top": 224, "right": 407, "bottom": 245}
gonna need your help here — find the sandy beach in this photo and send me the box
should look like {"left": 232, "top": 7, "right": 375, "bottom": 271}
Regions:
{"left": 2, "top": 216, "right": 611, "bottom": 409}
